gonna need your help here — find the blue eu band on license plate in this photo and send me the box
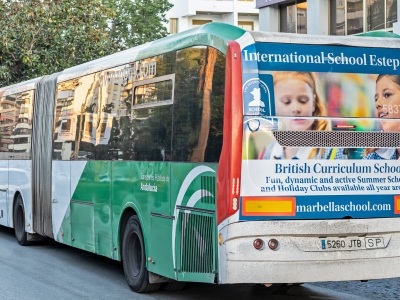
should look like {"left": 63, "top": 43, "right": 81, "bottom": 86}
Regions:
{"left": 321, "top": 240, "right": 326, "bottom": 250}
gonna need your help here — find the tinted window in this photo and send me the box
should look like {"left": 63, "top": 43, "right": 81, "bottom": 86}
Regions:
{"left": 53, "top": 47, "right": 225, "bottom": 162}
{"left": 134, "top": 79, "right": 174, "bottom": 106}
{"left": 347, "top": 0, "right": 364, "bottom": 35}
{"left": 172, "top": 46, "right": 225, "bottom": 163}
{"left": 0, "top": 90, "right": 34, "bottom": 159}
{"left": 53, "top": 51, "right": 176, "bottom": 161}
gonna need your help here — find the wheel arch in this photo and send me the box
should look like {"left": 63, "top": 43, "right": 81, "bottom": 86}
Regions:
{"left": 118, "top": 203, "right": 149, "bottom": 261}
{"left": 11, "top": 191, "right": 23, "bottom": 228}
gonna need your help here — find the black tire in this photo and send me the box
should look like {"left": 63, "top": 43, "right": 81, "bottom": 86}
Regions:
{"left": 13, "top": 194, "right": 31, "bottom": 246}
{"left": 160, "top": 282, "right": 186, "bottom": 291}
{"left": 122, "top": 215, "right": 160, "bottom": 293}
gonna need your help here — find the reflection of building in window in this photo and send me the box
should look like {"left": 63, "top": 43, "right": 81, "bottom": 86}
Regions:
{"left": 54, "top": 79, "right": 80, "bottom": 160}
{"left": 134, "top": 80, "right": 173, "bottom": 105}
{"left": 99, "top": 122, "right": 107, "bottom": 138}
{"left": 0, "top": 95, "right": 17, "bottom": 152}
{"left": 330, "top": 0, "right": 346, "bottom": 35}
{"left": 279, "top": 1, "right": 307, "bottom": 34}
{"left": 330, "top": 0, "right": 397, "bottom": 35}
{"left": 386, "top": 0, "right": 398, "bottom": 27}
{"left": 347, "top": 0, "right": 363, "bottom": 35}
{"left": 238, "top": 21, "right": 254, "bottom": 30}
{"left": 62, "top": 119, "right": 72, "bottom": 132}
{"left": 84, "top": 121, "right": 92, "bottom": 137}
{"left": 2, "top": 90, "right": 34, "bottom": 157}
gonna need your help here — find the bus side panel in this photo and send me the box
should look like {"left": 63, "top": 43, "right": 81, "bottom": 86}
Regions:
{"left": 52, "top": 160, "right": 72, "bottom": 245}
{"left": 111, "top": 161, "right": 171, "bottom": 268}
{"left": 171, "top": 162, "right": 217, "bottom": 283}
{"left": 70, "top": 161, "right": 112, "bottom": 255}
{"left": 0, "top": 160, "right": 8, "bottom": 226}
{"left": 9, "top": 160, "right": 33, "bottom": 233}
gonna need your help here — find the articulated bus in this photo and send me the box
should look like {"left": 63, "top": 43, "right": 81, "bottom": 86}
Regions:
{"left": 2, "top": 23, "right": 400, "bottom": 292}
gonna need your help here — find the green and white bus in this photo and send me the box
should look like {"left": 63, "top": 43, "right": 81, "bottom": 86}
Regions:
{"left": 2, "top": 23, "right": 400, "bottom": 292}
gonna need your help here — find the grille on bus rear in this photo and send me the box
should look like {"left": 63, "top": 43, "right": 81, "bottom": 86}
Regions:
{"left": 273, "top": 131, "right": 400, "bottom": 148}
{"left": 201, "top": 176, "right": 216, "bottom": 205}
{"left": 179, "top": 211, "right": 214, "bottom": 274}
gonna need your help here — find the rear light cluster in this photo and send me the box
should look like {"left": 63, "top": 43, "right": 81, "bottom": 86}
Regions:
{"left": 216, "top": 41, "right": 243, "bottom": 225}
{"left": 232, "top": 197, "right": 238, "bottom": 211}
{"left": 253, "top": 238, "right": 279, "bottom": 251}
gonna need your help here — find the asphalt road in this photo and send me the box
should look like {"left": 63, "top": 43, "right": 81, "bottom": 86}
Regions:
{"left": 0, "top": 225, "right": 399, "bottom": 300}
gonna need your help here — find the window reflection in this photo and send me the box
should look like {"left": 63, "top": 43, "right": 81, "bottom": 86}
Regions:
{"left": 287, "top": 4, "right": 296, "bottom": 33}
{"left": 368, "top": 0, "right": 385, "bottom": 31}
{"left": 0, "top": 90, "right": 34, "bottom": 159}
{"left": 330, "top": 0, "right": 346, "bottom": 35}
{"left": 134, "top": 80, "right": 173, "bottom": 106}
{"left": 279, "top": 1, "right": 307, "bottom": 34}
{"left": 297, "top": 1, "right": 307, "bottom": 34}
{"left": 53, "top": 47, "right": 225, "bottom": 163}
{"left": 330, "top": 0, "right": 397, "bottom": 35}
{"left": 347, "top": 0, "right": 364, "bottom": 35}
{"left": 173, "top": 46, "right": 225, "bottom": 162}
{"left": 386, "top": 0, "right": 398, "bottom": 27}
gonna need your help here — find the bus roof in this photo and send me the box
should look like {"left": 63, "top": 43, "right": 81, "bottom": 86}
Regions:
{"left": 0, "top": 76, "right": 43, "bottom": 97}
{"left": 57, "top": 22, "right": 246, "bottom": 83}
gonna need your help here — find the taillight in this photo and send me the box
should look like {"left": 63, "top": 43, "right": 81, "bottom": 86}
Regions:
{"left": 253, "top": 238, "right": 264, "bottom": 250}
{"left": 268, "top": 239, "right": 279, "bottom": 250}
{"left": 216, "top": 40, "right": 243, "bottom": 225}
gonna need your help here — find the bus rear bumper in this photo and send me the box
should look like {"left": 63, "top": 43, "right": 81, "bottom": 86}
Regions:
{"left": 217, "top": 218, "right": 400, "bottom": 284}
{"left": 221, "top": 257, "right": 400, "bottom": 284}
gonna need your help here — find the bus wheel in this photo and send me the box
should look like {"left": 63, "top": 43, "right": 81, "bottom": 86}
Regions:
{"left": 13, "top": 194, "right": 31, "bottom": 246}
{"left": 160, "top": 282, "right": 186, "bottom": 291}
{"left": 122, "top": 215, "right": 160, "bottom": 293}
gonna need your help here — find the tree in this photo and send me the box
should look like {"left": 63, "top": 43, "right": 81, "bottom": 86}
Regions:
{"left": 0, "top": 0, "right": 115, "bottom": 87}
{"left": 0, "top": 0, "right": 173, "bottom": 88}
{"left": 105, "top": 0, "right": 173, "bottom": 48}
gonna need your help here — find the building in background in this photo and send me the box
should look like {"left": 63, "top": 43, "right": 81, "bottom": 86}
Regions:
{"left": 166, "top": 0, "right": 400, "bottom": 36}
{"left": 257, "top": 0, "right": 399, "bottom": 35}
{"left": 166, "top": 0, "right": 259, "bottom": 33}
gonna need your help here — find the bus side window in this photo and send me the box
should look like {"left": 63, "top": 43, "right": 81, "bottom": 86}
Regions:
{"left": 0, "top": 91, "right": 33, "bottom": 160}
{"left": 172, "top": 46, "right": 225, "bottom": 163}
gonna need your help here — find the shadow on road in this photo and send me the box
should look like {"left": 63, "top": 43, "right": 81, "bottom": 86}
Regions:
{"left": 0, "top": 225, "right": 392, "bottom": 300}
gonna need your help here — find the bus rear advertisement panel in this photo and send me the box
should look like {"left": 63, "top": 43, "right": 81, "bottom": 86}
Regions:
{"left": 216, "top": 37, "right": 400, "bottom": 284}
{"left": 240, "top": 41, "right": 400, "bottom": 221}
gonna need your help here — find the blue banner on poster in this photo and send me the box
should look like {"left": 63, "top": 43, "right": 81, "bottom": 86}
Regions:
{"left": 239, "top": 194, "right": 398, "bottom": 220}
{"left": 242, "top": 43, "right": 400, "bottom": 75}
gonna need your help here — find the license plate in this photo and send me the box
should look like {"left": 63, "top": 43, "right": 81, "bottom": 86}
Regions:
{"left": 320, "top": 237, "right": 385, "bottom": 251}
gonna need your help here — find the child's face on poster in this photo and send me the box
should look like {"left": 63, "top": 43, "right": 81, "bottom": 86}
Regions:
{"left": 375, "top": 76, "right": 400, "bottom": 132}
{"left": 274, "top": 78, "right": 316, "bottom": 131}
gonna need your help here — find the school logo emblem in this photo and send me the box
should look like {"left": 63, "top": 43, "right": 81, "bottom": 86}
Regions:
{"left": 249, "top": 88, "right": 265, "bottom": 107}
{"left": 243, "top": 78, "right": 271, "bottom": 115}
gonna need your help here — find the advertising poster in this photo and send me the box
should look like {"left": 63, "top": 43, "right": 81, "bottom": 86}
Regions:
{"left": 241, "top": 42, "right": 400, "bottom": 220}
